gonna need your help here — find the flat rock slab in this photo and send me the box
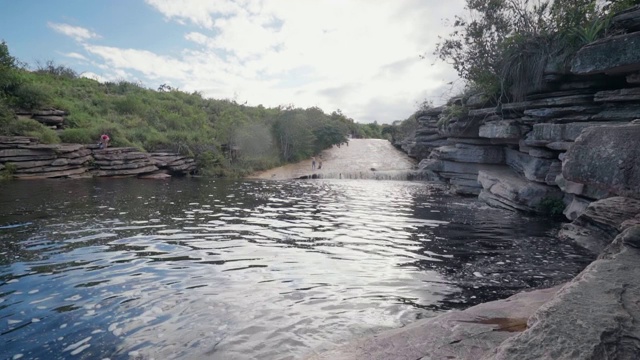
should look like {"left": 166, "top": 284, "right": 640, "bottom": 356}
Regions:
{"left": 571, "top": 31, "right": 640, "bottom": 75}
{"left": 306, "top": 286, "right": 561, "bottom": 360}
{"left": 487, "top": 226, "right": 640, "bottom": 360}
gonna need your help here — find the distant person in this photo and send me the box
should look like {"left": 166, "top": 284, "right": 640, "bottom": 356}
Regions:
{"left": 311, "top": 156, "right": 316, "bottom": 170}
{"left": 99, "top": 134, "right": 110, "bottom": 149}
{"left": 318, "top": 160, "right": 323, "bottom": 169}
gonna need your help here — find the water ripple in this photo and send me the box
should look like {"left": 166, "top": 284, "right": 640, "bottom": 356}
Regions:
{"left": 0, "top": 178, "right": 593, "bottom": 360}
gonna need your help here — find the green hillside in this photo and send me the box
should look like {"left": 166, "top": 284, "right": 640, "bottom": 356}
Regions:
{"left": 0, "top": 42, "right": 394, "bottom": 176}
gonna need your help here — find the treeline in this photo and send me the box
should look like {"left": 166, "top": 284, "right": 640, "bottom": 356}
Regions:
{"left": 0, "top": 42, "right": 402, "bottom": 176}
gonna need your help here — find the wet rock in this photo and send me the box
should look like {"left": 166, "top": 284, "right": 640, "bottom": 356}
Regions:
{"left": 571, "top": 32, "right": 640, "bottom": 75}
{"left": 558, "top": 197, "right": 640, "bottom": 254}
{"left": 563, "top": 123, "right": 640, "bottom": 199}
{"left": 487, "top": 226, "right": 640, "bottom": 360}
{"left": 308, "top": 286, "right": 561, "bottom": 360}
{"left": 478, "top": 168, "right": 563, "bottom": 213}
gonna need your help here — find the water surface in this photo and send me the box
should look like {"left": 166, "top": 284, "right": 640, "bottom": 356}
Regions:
{"left": 0, "top": 178, "right": 593, "bottom": 359}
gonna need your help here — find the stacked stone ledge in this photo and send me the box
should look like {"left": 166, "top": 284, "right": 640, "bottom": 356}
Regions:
{"left": 0, "top": 136, "right": 196, "bottom": 179}
{"left": 411, "top": 9, "right": 640, "bottom": 217}
{"left": 15, "top": 108, "right": 69, "bottom": 129}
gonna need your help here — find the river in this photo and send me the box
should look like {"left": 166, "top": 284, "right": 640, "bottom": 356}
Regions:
{"left": 0, "top": 178, "right": 593, "bottom": 359}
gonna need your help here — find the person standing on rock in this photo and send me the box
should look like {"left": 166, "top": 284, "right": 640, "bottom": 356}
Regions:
{"left": 99, "top": 134, "right": 110, "bottom": 149}
{"left": 318, "top": 159, "right": 322, "bottom": 169}
{"left": 311, "top": 156, "right": 316, "bottom": 170}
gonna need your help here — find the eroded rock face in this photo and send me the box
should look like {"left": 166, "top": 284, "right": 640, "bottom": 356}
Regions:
{"left": 478, "top": 168, "right": 563, "bottom": 213}
{"left": 563, "top": 123, "right": 640, "bottom": 199}
{"left": 558, "top": 197, "right": 640, "bottom": 254}
{"left": 486, "top": 226, "right": 640, "bottom": 360}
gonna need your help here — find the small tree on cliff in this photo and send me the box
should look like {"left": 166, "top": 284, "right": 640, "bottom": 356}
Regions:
{"left": 434, "top": 0, "right": 621, "bottom": 101}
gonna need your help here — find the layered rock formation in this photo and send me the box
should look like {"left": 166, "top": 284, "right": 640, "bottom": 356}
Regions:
{"left": 0, "top": 136, "right": 195, "bottom": 179}
{"left": 15, "top": 108, "right": 69, "bottom": 129}
{"left": 409, "top": 11, "right": 640, "bottom": 218}
{"left": 310, "top": 6, "right": 640, "bottom": 360}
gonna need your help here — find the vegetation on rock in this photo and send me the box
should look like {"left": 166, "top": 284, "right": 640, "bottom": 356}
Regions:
{"left": 434, "top": 0, "right": 639, "bottom": 102}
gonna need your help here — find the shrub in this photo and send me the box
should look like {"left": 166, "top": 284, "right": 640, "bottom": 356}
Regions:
{"left": 59, "top": 128, "right": 96, "bottom": 144}
{"left": 538, "top": 197, "right": 566, "bottom": 218}
{"left": 12, "top": 82, "right": 52, "bottom": 109}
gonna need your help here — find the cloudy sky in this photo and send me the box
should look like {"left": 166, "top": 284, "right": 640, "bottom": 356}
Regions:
{"left": 0, "top": 0, "right": 465, "bottom": 123}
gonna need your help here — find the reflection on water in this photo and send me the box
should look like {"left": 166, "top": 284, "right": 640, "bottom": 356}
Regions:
{"left": 0, "top": 178, "right": 593, "bottom": 359}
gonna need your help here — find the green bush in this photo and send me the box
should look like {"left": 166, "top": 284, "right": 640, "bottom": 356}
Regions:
{"left": 12, "top": 82, "right": 52, "bottom": 109}
{"left": 0, "top": 162, "right": 17, "bottom": 180}
{"left": 538, "top": 197, "right": 566, "bottom": 218}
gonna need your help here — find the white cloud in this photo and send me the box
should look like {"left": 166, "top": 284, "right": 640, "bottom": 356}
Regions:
{"left": 83, "top": 0, "right": 465, "bottom": 122}
{"left": 48, "top": 22, "right": 100, "bottom": 42}
{"left": 80, "top": 71, "right": 107, "bottom": 82}
{"left": 64, "top": 52, "right": 88, "bottom": 61}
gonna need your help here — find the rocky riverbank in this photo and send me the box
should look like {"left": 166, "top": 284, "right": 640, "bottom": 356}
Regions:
{"left": 0, "top": 136, "right": 196, "bottom": 179}
{"left": 312, "top": 6, "right": 640, "bottom": 360}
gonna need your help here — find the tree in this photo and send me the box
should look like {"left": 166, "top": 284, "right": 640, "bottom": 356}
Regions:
{"left": 434, "top": 0, "right": 614, "bottom": 100}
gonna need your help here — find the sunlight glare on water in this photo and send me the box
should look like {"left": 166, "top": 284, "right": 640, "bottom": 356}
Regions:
{"left": 0, "top": 178, "right": 593, "bottom": 359}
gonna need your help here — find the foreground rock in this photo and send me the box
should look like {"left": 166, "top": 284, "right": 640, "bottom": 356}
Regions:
{"left": 563, "top": 123, "right": 640, "bottom": 199}
{"left": 486, "top": 226, "right": 640, "bottom": 360}
{"left": 307, "top": 286, "right": 561, "bottom": 360}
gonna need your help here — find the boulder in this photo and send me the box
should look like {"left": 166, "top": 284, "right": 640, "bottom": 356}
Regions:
{"left": 558, "top": 197, "right": 640, "bottom": 254}
{"left": 478, "top": 168, "right": 563, "bottom": 213}
{"left": 571, "top": 31, "right": 640, "bottom": 75}
{"left": 563, "top": 123, "right": 640, "bottom": 199}
{"left": 486, "top": 226, "right": 640, "bottom": 360}
{"left": 429, "top": 144, "right": 504, "bottom": 164}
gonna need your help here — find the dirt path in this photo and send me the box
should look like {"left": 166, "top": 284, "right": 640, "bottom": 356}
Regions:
{"left": 248, "top": 139, "right": 417, "bottom": 180}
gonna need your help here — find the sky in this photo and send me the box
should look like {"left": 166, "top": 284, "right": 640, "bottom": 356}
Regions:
{"left": 0, "top": 0, "right": 466, "bottom": 123}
